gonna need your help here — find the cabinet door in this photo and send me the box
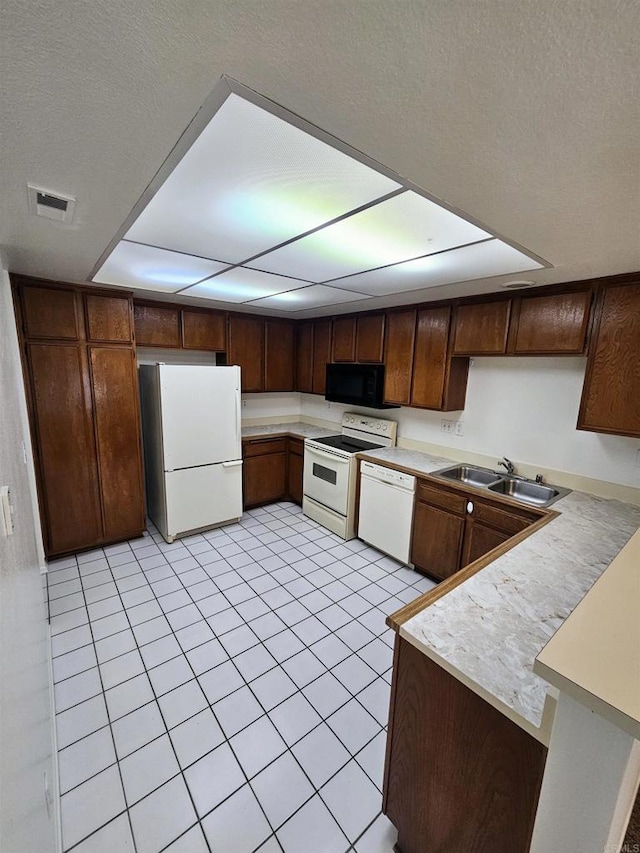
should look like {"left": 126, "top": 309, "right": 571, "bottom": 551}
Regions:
{"left": 512, "top": 290, "right": 591, "bottom": 354}
{"left": 453, "top": 300, "right": 511, "bottom": 355}
{"left": 28, "top": 343, "right": 102, "bottom": 555}
{"left": 461, "top": 521, "right": 510, "bottom": 567}
{"left": 85, "top": 294, "right": 133, "bottom": 343}
{"left": 228, "top": 316, "right": 264, "bottom": 392}
{"left": 287, "top": 439, "right": 304, "bottom": 505}
{"left": 265, "top": 320, "right": 295, "bottom": 391}
{"left": 578, "top": 283, "right": 640, "bottom": 437}
{"left": 134, "top": 303, "right": 181, "bottom": 347}
{"left": 356, "top": 314, "right": 385, "bottom": 363}
{"left": 296, "top": 322, "right": 314, "bottom": 393}
{"left": 332, "top": 317, "right": 356, "bottom": 362}
{"left": 384, "top": 310, "right": 416, "bottom": 405}
{"left": 90, "top": 347, "right": 145, "bottom": 540}
{"left": 410, "top": 500, "right": 465, "bottom": 580}
{"left": 22, "top": 285, "right": 79, "bottom": 340}
{"left": 312, "top": 320, "right": 332, "bottom": 395}
{"left": 243, "top": 453, "right": 287, "bottom": 508}
{"left": 182, "top": 309, "right": 226, "bottom": 351}
{"left": 411, "top": 306, "right": 451, "bottom": 409}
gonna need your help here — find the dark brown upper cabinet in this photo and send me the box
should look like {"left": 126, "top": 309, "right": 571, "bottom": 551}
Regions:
{"left": 383, "top": 309, "right": 417, "bottom": 405}
{"left": 356, "top": 314, "right": 385, "bottom": 362}
{"left": 85, "top": 293, "right": 133, "bottom": 343}
{"left": 22, "top": 284, "right": 79, "bottom": 340}
{"left": 312, "top": 319, "right": 332, "bottom": 395}
{"left": 332, "top": 316, "right": 357, "bottom": 362}
{"left": 509, "top": 289, "right": 591, "bottom": 355}
{"left": 134, "top": 302, "right": 181, "bottom": 348}
{"left": 411, "top": 306, "right": 468, "bottom": 411}
{"left": 452, "top": 299, "right": 512, "bottom": 355}
{"left": 181, "top": 308, "right": 226, "bottom": 351}
{"left": 227, "top": 315, "right": 265, "bottom": 392}
{"left": 295, "top": 321, "right": 314, "bottom": 393}
{"left": 577, "top": 280, "right": 640, "bottom": 437}
{"left": 264, "top": 319, "right": 295, "bottom": 391}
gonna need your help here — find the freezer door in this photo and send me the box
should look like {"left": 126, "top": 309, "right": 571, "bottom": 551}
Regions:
{"left": 165, "top": 462, "right": 243, "bottom": 538}
{"left": 159, "top": 365, "right": 241, "bottom": 469}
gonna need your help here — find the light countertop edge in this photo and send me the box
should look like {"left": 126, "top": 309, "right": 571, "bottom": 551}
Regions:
{"left": 241, "top": 421, "right": 337, "bottom": 440}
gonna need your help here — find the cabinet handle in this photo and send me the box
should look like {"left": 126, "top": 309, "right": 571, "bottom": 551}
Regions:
{"left": 466, "top": 501, "right": 474, "bottom": 514}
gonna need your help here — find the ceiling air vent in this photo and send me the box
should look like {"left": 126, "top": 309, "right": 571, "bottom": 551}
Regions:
{"left": 27, "top": 184, "right": 76, "bottom": 222}
{"left": 501, "top": 279, "right": 535, "bottom": 289}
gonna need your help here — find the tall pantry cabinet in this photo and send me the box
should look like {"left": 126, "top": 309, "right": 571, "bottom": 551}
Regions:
{"left": 12, "top": 277, "right": 146, "bottom": 558}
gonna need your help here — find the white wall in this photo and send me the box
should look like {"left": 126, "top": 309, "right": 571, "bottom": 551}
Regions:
{"left": 0, "top": 265, "right": 57, "bottom": 852}
{"left": 300, "top": 357, "right": 640, "bottom": 490}
{"left": 242, "top": 392, "right": 302, "bottom": 422}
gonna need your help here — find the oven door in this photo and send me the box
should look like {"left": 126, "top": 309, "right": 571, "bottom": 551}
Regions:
{"left": 303, "top": 443, "right": 352, "bottom": 515}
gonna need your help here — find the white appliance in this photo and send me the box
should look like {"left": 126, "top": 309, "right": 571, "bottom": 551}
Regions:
{"left": 358, "top": 460, "right": 416, "bottom": 564}
{"left": 303, "top": 413, "right": 397, "bottom": 540}
{"left": 138, "top": 364, "right": 243, "bottom": 542}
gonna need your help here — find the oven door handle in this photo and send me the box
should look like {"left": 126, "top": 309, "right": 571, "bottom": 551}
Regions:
{"left": 305, "top": 444, "right": 351, "bottom": 463}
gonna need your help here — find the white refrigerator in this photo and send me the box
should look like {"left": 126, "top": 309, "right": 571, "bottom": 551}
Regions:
{"left": 138, "top": 364, "right": 243, "bottom": 542}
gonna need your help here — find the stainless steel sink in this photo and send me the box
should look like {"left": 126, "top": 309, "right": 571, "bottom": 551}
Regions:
{"left": 436, "top": 465, "right": 501, "bottom": 487}
{"left": 433, "top": 465, "right": 570, "bottom": 508}
{"left": 487, "top": 478, "right": 562, "bottom": 506}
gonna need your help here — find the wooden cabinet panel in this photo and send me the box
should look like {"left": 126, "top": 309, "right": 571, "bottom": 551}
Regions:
{"left": 243, "top": 451, "right": 287, "bottom": 508}
{"left": 411, "top": 306, "right": 451, "bottom": 409}
{"left": 410, "top": 499, "right": 465, "bottom": 580}
{"left": 28, "top": 343, "right": 102, "bottom": 554}
{"left": 287, "top": 439, "right": 304, "bottom": 505}
{"left": 243, "top": 438, "right": 287, "bottom": 457}
{"left": 461, "top": 521, "right": 510, "bottom": 567}
{"left": 416, "top": 481, "right": 466, "bottom": 515}
{"left": 90, "top": 347, "right": 145, "bottom": 540}
{"left": 384, "top": 637, "right": 546, "bottom": 853}
{"left": 22, "top": 285, "right": 78, "bottom": 340}
{"left": 578, "top": 282, "right": 640, "bottom": 437}
{"left": 228, "top": 316, "right": 264, "bottom": 392}
{"left": 384, "top": 310, "right": 416, "bottom": 405}
{"left": 472, "top": 499, "right": 534, "bottom": 535}
{"left": 295, "top": 322, "right": 314, "bottom": 393}
{"left": 356, "top": 314, "right": 385, "bottom": 363}
{"left": 453, "top": 300, "right": 511, "bottom": 355}
{"left": 512, "top": 290, "right": 591, "bottom": 354}
{"left": 134, "top": 303, "right": 181, "bottom": 348}
{"left": 332, "top": 316, "right": 357, "bottom": 362}
{"left": 265, "top": 320, "right": 295, "bottom": 391}
{"left": 181, "top": 309, "right": 226, "bottom": 351}
{"left": 85, "top": 294, "right": 133, "bottom": 343}
{"left": 312, "top": 320, "right": 332, "bottom": 395}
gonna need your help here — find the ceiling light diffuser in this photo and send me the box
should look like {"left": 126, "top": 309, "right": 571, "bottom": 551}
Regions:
{"left": 326, "top": 240, "right": 544, "bottom": 296}
{"left": 182, "top": 266, "right": 307, "bottom": 303}
{"left": 123, "top": 93, "right": 400, "bottom": 264}
{"left": 247, "top": 284, "right": 371, "bottom": 312}
{"left": 92, "top": 241, "right": 229, "bottom": 292}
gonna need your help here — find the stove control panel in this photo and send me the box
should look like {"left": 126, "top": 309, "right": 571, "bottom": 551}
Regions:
{"left": 341, "top": 413, "right": 398, "bottom": 446}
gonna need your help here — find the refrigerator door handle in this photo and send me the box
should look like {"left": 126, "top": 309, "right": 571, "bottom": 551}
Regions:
{"left": 222, "top": 460, "right": 243, "bottom": 468}
{"left": 235, "top": 388, "right": 241, "bottom": 456}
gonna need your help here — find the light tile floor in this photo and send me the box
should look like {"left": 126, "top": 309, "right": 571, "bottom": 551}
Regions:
{"left": 47, "top": 501, "right": 436, "bottom": 853}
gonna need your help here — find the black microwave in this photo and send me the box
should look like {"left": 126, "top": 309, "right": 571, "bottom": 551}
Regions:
{"left": 325, "top": 363, "right": 398, "bottom": 409}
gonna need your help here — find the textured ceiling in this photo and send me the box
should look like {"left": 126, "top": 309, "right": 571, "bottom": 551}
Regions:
{"left": 1, "top": 0, "right": 639, "bottom": 316}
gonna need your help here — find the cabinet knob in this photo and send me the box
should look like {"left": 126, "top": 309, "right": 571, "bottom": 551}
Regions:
{"left": 466, "top": 501, "right": 474, "bottom": 514}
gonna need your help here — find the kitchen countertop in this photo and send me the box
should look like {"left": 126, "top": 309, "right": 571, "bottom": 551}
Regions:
{"left": 241, "top": 421, "right": 338, "bottom": 440}
{"left": 357, "top": 446, "right": 640, "bottom": 742}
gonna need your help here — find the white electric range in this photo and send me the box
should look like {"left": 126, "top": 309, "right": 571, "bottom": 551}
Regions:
{"left": 302, "top": 413, "right": 398, "bottom": 540}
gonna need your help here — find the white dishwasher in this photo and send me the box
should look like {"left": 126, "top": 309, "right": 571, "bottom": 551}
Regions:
{"left": 358, "top": 461, "right": 416, "bottom": 564}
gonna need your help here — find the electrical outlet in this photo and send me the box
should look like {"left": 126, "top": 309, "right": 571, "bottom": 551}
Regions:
{"left": 454, "top": 420, "right": 464, "bottom": 436}
{"left": 441, "top": 419, "right": 454, "bottom": 434}
{"left": 327, "top": 402, "right": 332, "bottom": 410}
{"left": 241, "top": 399, "right": 247, "bottom": 408}
{"left": 636, "top": 449, "right": 640, "bottom": 467}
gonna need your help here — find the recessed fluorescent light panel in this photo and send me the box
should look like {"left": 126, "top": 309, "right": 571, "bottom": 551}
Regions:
{"left": 91, "top": 78, "right": 548, "bottom": 308}
{"left": 184, "top": 267, "right": 307, "bottom": 303}
{"left": 92, "top": 242, "right": 229, "bottom": 292}
{"left": 331, "top": 240, "right": 544, "bottom": 297}
{"left": 248, "top": 284, "right": 370, "bottom": 311}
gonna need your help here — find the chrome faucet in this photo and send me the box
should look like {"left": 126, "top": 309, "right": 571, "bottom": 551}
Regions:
{"left": 497, "top": 457, "right": 515, "bottom": 475}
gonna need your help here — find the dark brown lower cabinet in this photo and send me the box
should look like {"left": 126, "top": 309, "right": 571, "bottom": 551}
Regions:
{"left": 242, "top": 438, "right": 288, "bottom": 508}
{"left": 287, "top": 438, "right": 304, "bottom": 505}
{"left": 411, "top": 500, "right": 465, "bottom": 580}
{"left": 384, "top": 636, "right": 547, "bottom": 853}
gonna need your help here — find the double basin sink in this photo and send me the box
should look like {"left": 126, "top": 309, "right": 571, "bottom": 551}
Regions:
{"left": 433, "top": 464, "right": 571, "bottom": 508}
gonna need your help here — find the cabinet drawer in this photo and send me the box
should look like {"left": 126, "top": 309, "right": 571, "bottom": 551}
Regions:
{"left": 472, "top": 500, "right": 535, "bottom": 535}
{"left": 288, "top": 437, "right": 304, "bottom": 456}
{"left": 416, "top": 481, "right": 467, "bottom": 515}
{"left": 242, "top": 437, "right": 287, "bottom": 457}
